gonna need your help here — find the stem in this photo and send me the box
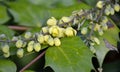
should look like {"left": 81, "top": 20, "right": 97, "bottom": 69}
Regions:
{"left": 88, "top": 6, "right": 105, "bottom": 38}
{"left": 0, "top": 38, "right": 35, "bottom": 43}
{"left": 19, "top": 50, "right": 46, "bottom": 72}
{"left": 8, "top": 26, "right": 29, "bottom": 31}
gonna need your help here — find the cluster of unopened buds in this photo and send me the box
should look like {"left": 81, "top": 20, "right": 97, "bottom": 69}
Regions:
{"left": 0, "top": 0, "right": 120, "bottom": 58}
{"left": 0, "top": 16, "right": 77, "bottom": 58}
{"left": 96, "top": 0, "right": 120, "bottom": 15}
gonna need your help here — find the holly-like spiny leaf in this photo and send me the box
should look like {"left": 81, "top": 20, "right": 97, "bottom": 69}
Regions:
{"left": 94, "top": 20, "right": 119, "bottom": 67}
{"left": 45, "top": 36, "right": 93, "bottom": 72}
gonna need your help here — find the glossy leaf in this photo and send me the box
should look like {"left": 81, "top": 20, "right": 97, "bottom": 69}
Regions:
{"left": 46, "top": 37, "right": 93, "bottom": 72}
{"left": 0, "top": 6, "right": 9, "bottom": 24}
{"left": 8, "top": 1, "right": 91, "bottom": 27}
{"left": 0, "top": 25, "right": 15, "bottom": 38}
{"left": 0, "top": 60, "right": 17, "bottom": 72}
{"left": 8, "top": 2, "right": 44, "bottom": 27}
{"left": 94, "top": 20, "right": 119, "bottom": 67}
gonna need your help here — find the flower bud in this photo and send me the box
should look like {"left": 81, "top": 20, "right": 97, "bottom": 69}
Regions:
{"left": 3, "top": 52, "right": 10, "bottom": 58}
{"left": 59, "top": 16, "right": 71, "bottom": 24}
{"left": 81, "top": 27, "right": 88, "bottom": 35}
{"left": 93, "top": 37, "right": 100, "bottom": 45}
{"left": 90, "top": 46, "right": 96, "bottom": 53}
{"left": 54, "top": 38, "right": 61, "bottom": 46}
{"left": 73, "top": 29, "right": 77, "bottom": 36}
{"left": 42, "top": 27, "right": 48, "bottom": 34}
{"left": 101, "top": 16, "right": 108, "bottom": 24}
{"left": 96, "top": 1, "right": 104, "bottom": 9}
{"left": 12, "top": 36, "right": 18, "bottom": 41}
{"left": 16, "top": 40, "right": 23, "bottom": 48}
{"left": 65, "top": 27, "right": 76, "bottom": 37}
{"left": 27, "top": 41, "right": 34, "bottom": 52}
{"left": 27, "top": 46, "right": 33, "bottom": 52}
{"left": 47, "top": 37, "right": 54, "bottom": 46}
{"left": 102, "top": 23, "right": 108, "bottom": 31}
{"left": 94, "top": 24, "right": 101, "bottom": 31}
{"left": 98, "top": 29, "right": 104, "bottom": 36}
{"left": 104, "top": 8, "right": 110, "bottom": 15}
{"left": 1, "top": 44, "right": 9, "bottom": 53}
{"left": 24, "top": 32, "right": 32, "bottom": 39}
{"left": 114, "top": 3, "right": 120, "bottom": 12}
{"left": 58, "top": 28, "right": 65, "bottom": 38}
{"left": 34, "top": 43, "right": 41, "bottom": 52}
{"left": 44, "top": 35, "right": 50, "bottom": 42}
{"left": 110, "top": 8, "right": 115, "bottom": 15}
{"left": 105, "top": 5, "right": 112, "bottom": 15}
{"left": 0, "top": 34, "right": 6, "bottom": 39}
{"left": 49, "top": 26, "right": 60, "bottom": 37}
{"left": 47, "top": 17, "right": 57, "bottom": 26}
{"left": 28, "top": 41, "right": 34, "bottom": 46}
{"left": 17, "top": 48, "right": 24, "bottom": 58}
{"left": 37, "top": 34, "right": 44, "bottom": 44}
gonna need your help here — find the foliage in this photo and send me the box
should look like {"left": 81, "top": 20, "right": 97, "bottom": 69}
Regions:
{"left": 0, "top": 0, "right": 119, "bottom": 72}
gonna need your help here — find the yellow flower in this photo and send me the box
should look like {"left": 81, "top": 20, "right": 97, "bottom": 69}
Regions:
{"left": 49, "top": 26, "right": 60, "bottom": 37}
{"left": 44, "top": 35, "right": 50, "bottom": 42}
{"left": 101, "top": 23, "right": 108, "bottom": 31}
{"left": 16, "top": 40, "right": 23, "bottom": 48}
{"left": 96, "top": 1, "right": 104, "bottom": 9}
{"left": 1, "top": 44, "right": 9, "bottom": 53}
{"left": 42, "top": 27, "right": 48, "bottom": 34}
{"left": 54, "top": 38, "right": 61, "bottom": 46}
{"left": 24, "top": 32, "right": 32, "bottom": 39}
{"left": 65, "top": 27, "right": 77, "bottom": 37}
{"left": 27, "top": 41, "right": 34, "bottom": 52}
{"left": 47, "top": 37, "right": 54, "bottom": 46}
{"left": 104, "top": 8, "right": 110, "bottom": 15}
{"left": 34, "top": 43, "right": 41, "bottom": 52}
{"left": 101, "top": 16, "right": 108, "bottom": 24}
{"left": 17, "top": 48, "right": 24, "bottom": 58}
{"left": 81, "top": 27, "right": 88, "bottom": 35}
{"left": 110, "top": 8, "right": 115, "bottom": 15}
{"left": 59, "top": 16, "right": 71, "bottom": 24}
{"left": 94, "top": 37, "right": 100, "bottom": 45}
{"left": 3, "top": 52, "right": 10, "bottom": 58}
{"left": 47, "top": 17, "right": 57, "bottom": 26}
{"left": 94, "top": 24, "right": 101, "bottom": 31}
{"left": 58, "top": 28, "right": 65, "bottom": 38}
{"left": 37, "top": 34, "right": 44, "bottom": 44}
{"left": 98, "top": 29, "right": 104, "bottom": 36}
{"left": 114, "top": 3, "right": 120, "bottom": 12}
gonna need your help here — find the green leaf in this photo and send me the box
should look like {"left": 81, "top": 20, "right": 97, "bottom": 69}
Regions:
{"left": 0, "top": 25, "right": 15, "bottom": 38}
{"left": 49, "top": 3, "right": 91, "bottom": 18}
{"left": 28, "top": 0, "right": 76, "bottom": 8}
{"left": 8, "top": 1, "right": 91, "bottom": 27}
{"left": 23, "top": 70, "right": 35, "bottom": 72}
{"left": 81, "top": 0, "right": 98, "bottom": 7}
{"left": 45, "top": 36, "right": 93, "bottom": 72}
{"left": 0, "top": 60, "right": 17, "bottom": 72}
{"left": 8, "top": 2, "right": 44, "bottom": 27}
{"left": 94, "top": 20, "right": 119, "bottom": 67}
{"left": 0, "top": 6, "right": 10, "bottom": 24}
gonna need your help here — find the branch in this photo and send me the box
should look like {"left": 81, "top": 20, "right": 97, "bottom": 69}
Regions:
{"left": 19, "top": 50, "right": 46, "bottom": 72}
{"left": 8, "top": 26, "right": 29, "bottom": 31}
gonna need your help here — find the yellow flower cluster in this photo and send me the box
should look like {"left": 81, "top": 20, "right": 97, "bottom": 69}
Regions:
{"left": 96, "top": 1, "right": 120, "bottom": 15}
{"left": 14, "top": 16, "right": 77, "bottom": 58}
{"left": 1, "top": 0, "right": 120, "bottom": 58}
